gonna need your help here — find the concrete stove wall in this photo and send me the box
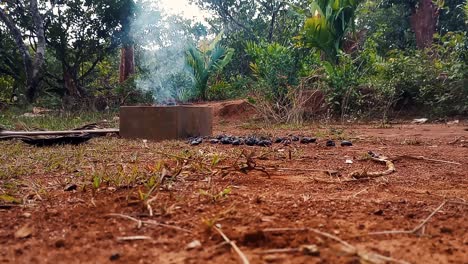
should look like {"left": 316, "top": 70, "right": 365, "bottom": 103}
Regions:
{"left": 119, "top": 106, "right": 213, "bottom": 141}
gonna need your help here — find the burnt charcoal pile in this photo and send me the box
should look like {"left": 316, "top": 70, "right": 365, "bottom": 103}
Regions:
{"left": 188, "top": 135, "right": 353, "bottom": 147}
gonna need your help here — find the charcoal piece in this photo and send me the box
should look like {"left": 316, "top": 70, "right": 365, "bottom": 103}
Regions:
{"left": 232, "top": 138, "right": 243, "bottom": 146}
{"left": 21, "top": 134, "right": 94, "bottom": 147}
{"left": 326, "top": 140, "right": 336, "bottom": 147}
{"left": 274, "top": 137, "right": 284, "bottom": 143}
{"left": 221, "top": 137, "right": 233, "bottom": 144}
{"left": 210, "top": 139, "right": 220, "bottom": 144}
{"left": 300, "top": 137, "right": 317, "bottom": 144}
{"left": 257, "top": 140, "right": 272, "bottom": 147}
{"left": 291, "top": 136, "right": 299, "bottom": 141}
{"left": 190, "top": 137, "right": 203, "bottom": 146}
{"left": 341, "top": 140, "right": 353, "bottom": 147}
{"left": 245, "top": 137, "right": 258, "bottom": 146}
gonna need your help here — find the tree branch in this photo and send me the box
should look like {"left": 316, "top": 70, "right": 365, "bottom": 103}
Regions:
{"left": 0, "top": 7, "right": 32, "bottom": 74}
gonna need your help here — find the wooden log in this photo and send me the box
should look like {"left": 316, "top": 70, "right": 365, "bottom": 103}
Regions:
{"left": 0, "top": 129, "right": 119, "bottom": 136}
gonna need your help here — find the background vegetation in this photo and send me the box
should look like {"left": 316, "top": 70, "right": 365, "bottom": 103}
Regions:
{"left": 0, "top": 0, "right": 467, "bottom": 122}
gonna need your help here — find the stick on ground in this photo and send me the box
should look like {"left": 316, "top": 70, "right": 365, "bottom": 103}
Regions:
{"left": 263, "top": 227, "right": 409, "bottom": 264}
{"left": 214, "top": 227, "right": 250, "bottom": 264}
{"left": 106, "top": 213, "right": 192, "bottom": 233}
{"left": 117, "top": 236, "right": 152, "bottom": 241}
{"left": 350, "top": 153, "right": 396, "bottom": 179}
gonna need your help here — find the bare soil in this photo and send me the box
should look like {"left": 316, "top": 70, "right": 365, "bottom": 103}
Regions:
{"left": 1, "top": 118, "right": 467, "bottom": 264}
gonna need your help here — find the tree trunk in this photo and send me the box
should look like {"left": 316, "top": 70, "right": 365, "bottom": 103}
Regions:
{"left": 63, "top": 69, "right": 81, "bottom": 97}
{"left": 0, "top": 0, "right": 45, "bottom": 103}
{"left": 29, "top": 0, "right": 46, "bottom": 101}
{"left": 410, "top": 0, "right": 439, "bottom": 49}
{"left": 119, "top": 45, "right": 135, "bottom": 83}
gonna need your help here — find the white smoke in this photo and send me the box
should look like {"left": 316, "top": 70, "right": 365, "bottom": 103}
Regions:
{"left": 132, "top": 0, "right": 202, "bottom": 103}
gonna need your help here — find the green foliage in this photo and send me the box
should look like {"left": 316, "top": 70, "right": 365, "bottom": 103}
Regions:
{"left": 114, "top": 75, "right": 154, "bottom": 105}
{"left": 186, "top": 33, "right": 235, "bottom": 100}
{"left": 321, "top": 53, "right": 364, "bottom": 119}
{"left": 356, "top": 1, "right": 416, "bottom": 54}
{"left": 246, "top": 42, "right": 301, "bottom": 99}
{"left": 199, "top": 186, "right": 231, "bottom": 203}
{"left": 361, "top": 32, "right": 468, "bottom": 118}
{"left": 0, "top": 76, "right": 14, "bottom": 103}
{"left": 296, "top": 0, "right": 363, "bottom": 63}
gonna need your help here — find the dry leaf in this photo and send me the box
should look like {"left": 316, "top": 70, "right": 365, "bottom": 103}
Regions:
{"left": 15, "top": 224, "right": 33, "bottom": 239}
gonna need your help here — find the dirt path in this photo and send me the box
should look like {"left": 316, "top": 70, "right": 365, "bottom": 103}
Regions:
{"left": 1, "top": 123, "right": 467, "bottom": 264}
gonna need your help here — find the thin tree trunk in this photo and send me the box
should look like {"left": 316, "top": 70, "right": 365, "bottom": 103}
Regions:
{"left": 0, "top": 0, "right": 46, "bottom": 103}
{"left": 410, "top": 0, "right": 438, "bottom": 49}
{"left": 119, "top": 45, "right": 135, "bottom": 83}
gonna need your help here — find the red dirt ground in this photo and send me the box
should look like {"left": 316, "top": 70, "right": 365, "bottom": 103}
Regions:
{"left": 1, "top": 117, "right": 467, "bottom": 264}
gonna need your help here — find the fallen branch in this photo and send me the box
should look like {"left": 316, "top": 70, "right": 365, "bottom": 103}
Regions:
{"left": 448, "top": 136, "right": 465, "bottom": 145}
{"left": 350, "top": 152, "right": 395, "bottom": 179}
{"left": 214, "top": 226, "right": 250, "bottom": 264}
{"left": 393, "top": 155, "right": 462, "bottom": 166}
{"left": 263, "top": 227, "right": 409, "bottom": 264}
{"left": 0, "top": 129, "right": 119, "bottom": 136}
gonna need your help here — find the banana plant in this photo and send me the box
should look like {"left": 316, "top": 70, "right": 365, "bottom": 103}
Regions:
{"left": 296, "top": 0, "right": 363, "bottom": 64}
{"left": 185, "top": 33, "right": 234, "bottom": 100}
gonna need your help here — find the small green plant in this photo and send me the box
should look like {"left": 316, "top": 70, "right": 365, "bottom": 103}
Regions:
{"left": 0, "top": 194, "right": 22, "bottom": 204}
{"left": 92, "top": 174, "right": 102, "bottom": 189}
{"left": 198, "top": 186, "right": 232, "bottom": 203}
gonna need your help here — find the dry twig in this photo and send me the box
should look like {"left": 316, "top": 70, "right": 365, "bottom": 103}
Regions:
{"left": 263, "top": 228, "right": 409, "bottom": 264}
{"left": 350, "top": 152, "right": 396, "bottom": 179}
{"left": 214, "top": 227, "right": 250, "bottom": 264}
{"left": 393, "top": 155, "right": 462, "bottom": 166}
{"left": 370, "top": 200, "right": 453, "bottom": 236}
{"left": 117, "top": 236, "right": 152, "bottom": 241}
{"left": 106, "top": 213, "right": 192, "bottom": 233}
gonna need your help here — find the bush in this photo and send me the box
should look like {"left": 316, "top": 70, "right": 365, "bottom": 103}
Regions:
{"left": 362, "top": 32, "right": 468, "bottom": 118}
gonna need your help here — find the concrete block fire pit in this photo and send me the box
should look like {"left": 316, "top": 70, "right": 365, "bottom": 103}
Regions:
{"left": 120, "top": 106, "right": 213, "bottom": 141}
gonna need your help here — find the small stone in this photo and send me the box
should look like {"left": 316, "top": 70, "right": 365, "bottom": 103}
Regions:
{"left": 186, "top": 240, "right": 202, "bottom": 250}
{"left": 373, "top": 209, "right": 384, "bottom": 216}
{"left": 109, "top": 253, "right": 120, "bottom": 261}
{"left": 291, "top": 136, "right": 299, "bottom": 142}
{"left": 301, "top": 244, "right": 320, "bottom": 256}
{"left": 22, "top": 213, "right": 31, "bottom": 218}
{"left": 341, "top": 140, "right": 353, "bottom": 147}
{"left": 209, "top": 139, "right": 219, "bottom": 144}
{"left": 326, "top": 140, "right": 335, "bottom": 147}
{"left": 64, "top": 184, "right": 77, "bottom": 192}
